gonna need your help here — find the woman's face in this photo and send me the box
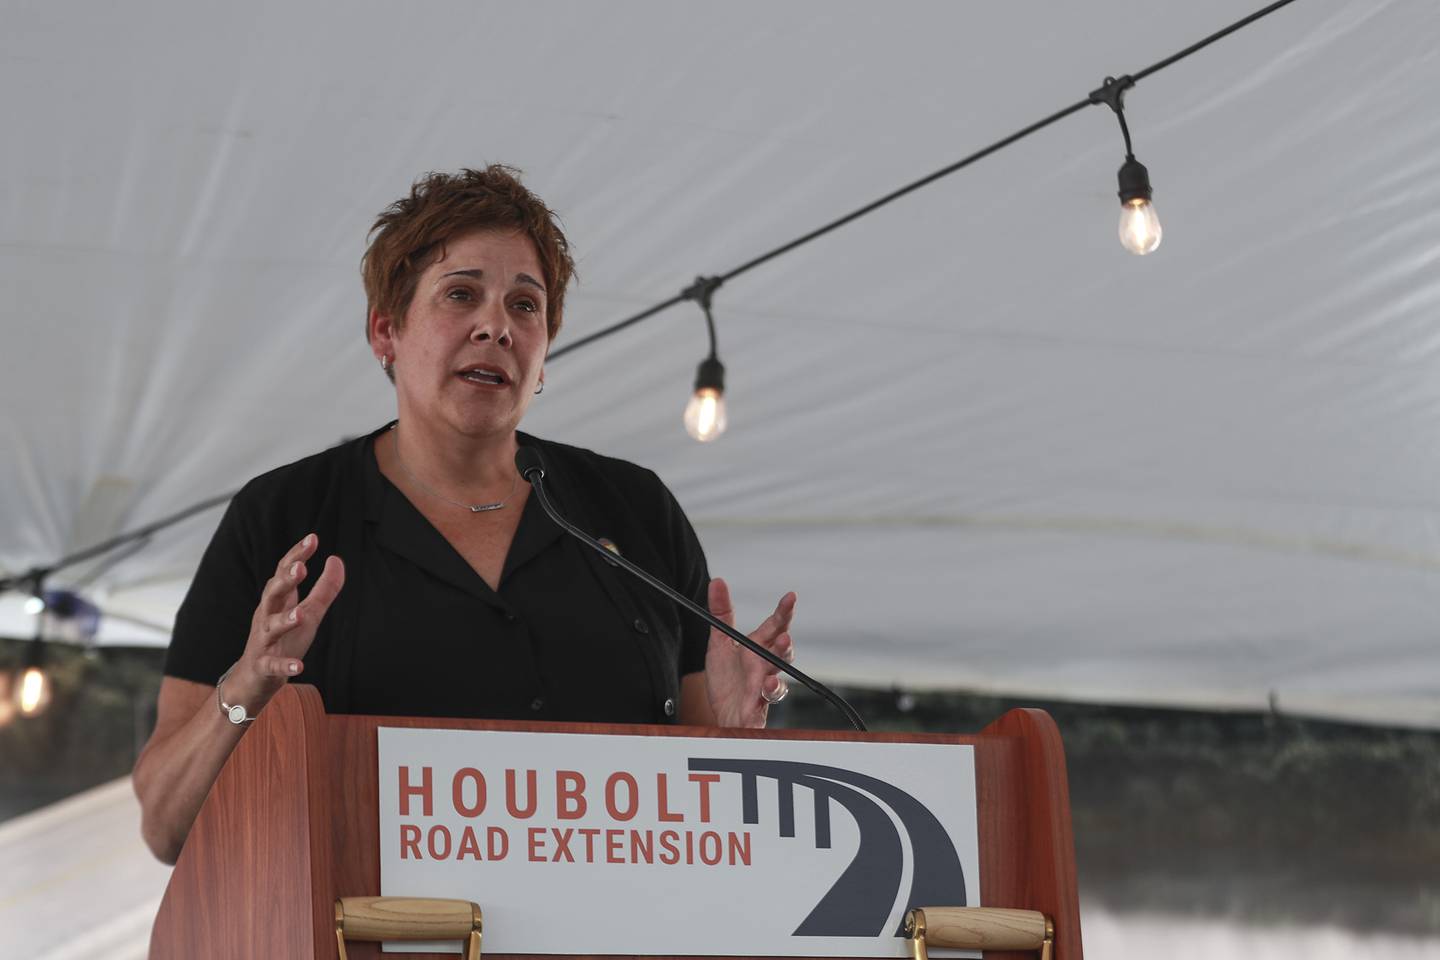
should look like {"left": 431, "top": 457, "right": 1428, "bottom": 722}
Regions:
{"left": 371, "top": 229, "right": 550, "bottom": 442}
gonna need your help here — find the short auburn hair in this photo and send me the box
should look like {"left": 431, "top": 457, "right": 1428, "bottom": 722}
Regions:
{"left": 362, "top": 165, "right": 575, "bottom": 342}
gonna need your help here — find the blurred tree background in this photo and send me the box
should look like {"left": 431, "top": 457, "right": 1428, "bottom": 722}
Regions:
{"left": 0, "top": 638, "right": 161, "bottom": 822}
{"left": 779, "top": 686, "right": 1440, "bottom": 935}
{"left": 2, "top": 636, "right": 1436, "bottom": 935}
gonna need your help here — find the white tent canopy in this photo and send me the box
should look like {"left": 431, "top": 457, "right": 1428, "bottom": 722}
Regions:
{"left": 4, "top": 0, "right": 1439, "bottom": 727}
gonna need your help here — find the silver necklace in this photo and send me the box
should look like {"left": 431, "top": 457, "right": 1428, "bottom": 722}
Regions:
{"left": 390, "top": 424, "right": 519, "bottom": 513}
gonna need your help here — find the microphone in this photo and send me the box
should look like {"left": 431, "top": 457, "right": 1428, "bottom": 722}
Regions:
{"left": 515, "top": 446, "right": 547, "bottom": 483}
{"left": 516, "top": 446, "right": 866, "bottom": 731}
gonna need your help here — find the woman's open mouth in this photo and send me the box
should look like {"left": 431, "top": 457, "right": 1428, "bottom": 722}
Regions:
{"left": 458, "top": 366, "right": 508, "bottom": 386}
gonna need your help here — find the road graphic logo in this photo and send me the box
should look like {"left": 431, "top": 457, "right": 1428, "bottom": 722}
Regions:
{"left": 689, "top": 758, "right": 966, "bottom": 938}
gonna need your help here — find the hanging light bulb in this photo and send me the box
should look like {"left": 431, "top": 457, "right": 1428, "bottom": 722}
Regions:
{"left": 684, "top": 357, "right": 728, "bottom": 443}
{"left": 679, "top": 275, "right": 730, "bottom": 443}
{"left": 14, "top": 638, "right": 52, "bottom": 718}
{"left": 21, "top": 573, "right": 46, "bottom": 615}
{"left": 16, "top": 664, "right": 50, "bottom": 717}
{"left": 1117, "top": 156, "right": 1161, "bottom": 255}
{"left": 1119, "top": 198, "right": 1162, "bottom": 255}
{"left": 1089, "top": 75, "right": 1162, "bottom": 256}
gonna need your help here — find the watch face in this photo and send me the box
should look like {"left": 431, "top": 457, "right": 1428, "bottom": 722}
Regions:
{"left": 228, "top": 704, "right": 247, "bottom": 724}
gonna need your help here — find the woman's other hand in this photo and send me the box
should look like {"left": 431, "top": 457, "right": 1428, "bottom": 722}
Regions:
{"left": 224, "top": 533, "right": 346, "bottom": 712}
{"left": 700, "top": 577, "right": 795, "bottom": 728}
{"left": 132, "top": 533, "right": 345, "bottom": 863}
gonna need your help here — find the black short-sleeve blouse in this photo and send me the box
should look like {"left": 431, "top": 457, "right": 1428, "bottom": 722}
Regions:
{"left": 163, "top": 425, "right": 711, "bottom": 723}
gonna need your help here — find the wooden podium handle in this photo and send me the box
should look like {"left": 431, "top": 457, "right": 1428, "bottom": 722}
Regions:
{"left": 334, "top": 897, "right": 482, "bottom": 960}
{"left": 904, "top": 907, "right": 1053, "bottom": 960}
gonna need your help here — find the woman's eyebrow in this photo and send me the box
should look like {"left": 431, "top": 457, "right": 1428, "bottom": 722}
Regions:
{"left": 437, "top": 268, "right": 544, "bottom": 293}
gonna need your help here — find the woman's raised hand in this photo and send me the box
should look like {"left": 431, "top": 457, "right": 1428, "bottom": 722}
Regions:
{"left": 131, "top": 533, "right": 345, "bottom": 864}
{"left": 228, "top": 533, "right": 346, "bottom": 711}
{"left": 703, "top": 578, "right": 796, "bottom": 728}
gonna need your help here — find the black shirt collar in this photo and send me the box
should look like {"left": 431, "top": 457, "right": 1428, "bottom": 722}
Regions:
{"left": 362, "top": 425, "right": 563, "bottom": 598}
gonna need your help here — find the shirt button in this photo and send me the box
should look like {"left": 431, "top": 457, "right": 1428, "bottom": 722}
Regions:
{"left": 504, "top": 611, "right": 518, "bottom": 623}
{"left": 662, "top": 698, "right": 676, "bottom": 717}
{"left": 530, "top": 698, "right": 545, "bottom": 712}
{"left": 633, "top": 618, "right": 650, "bottom": 634}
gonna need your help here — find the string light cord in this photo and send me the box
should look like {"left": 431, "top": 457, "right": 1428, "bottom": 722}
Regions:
{"left": 1129, "top": 0, "right": 1300, "bottom": 85}
{"left": 2, "top": 0, "right": 1305, "bottom": 600}
{"left": 71, "top": 534, "right": 153, "bottom": 591}
{"left": 1089, "top": 75, "right": 1137, "bottom": 157}
{"left": 682, "top": 275, "right": 724, "bottom": 361}
{"left": 0, "top": 491, "right": 234, "bottom": 595}
{"left": 547, "top": 292, "right": 688, "bottom": 361}
{"left": 548, "top": 0, "right": 1302, "bottom": 361}
{"left": 1117, "top": 107, "right": 1135, "bottom": 159}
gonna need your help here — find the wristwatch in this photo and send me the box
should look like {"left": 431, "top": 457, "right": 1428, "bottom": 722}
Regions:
{"left": 216, "top": 666, "right": 256, "bottom": 724}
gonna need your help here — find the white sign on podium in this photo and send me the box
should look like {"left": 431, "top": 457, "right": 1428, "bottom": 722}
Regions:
{"left": 378, "top": 728, "right": 979, "bottom": 957}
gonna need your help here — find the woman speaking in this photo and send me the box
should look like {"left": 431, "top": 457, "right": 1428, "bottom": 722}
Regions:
{"left": 132, "top": 166, "right": 796, "bottom": 864}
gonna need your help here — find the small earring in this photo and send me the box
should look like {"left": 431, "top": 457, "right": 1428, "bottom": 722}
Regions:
{"left": 534, "top": 381, "right": 544, "bottom": 395}
{"left": 380, "top": 355, "right": 392, "bottom": 372}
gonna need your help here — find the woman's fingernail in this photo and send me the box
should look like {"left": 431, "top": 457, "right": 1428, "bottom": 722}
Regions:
{"left": 304, "top": 534, "right": 315, "bottom": 548}
{"left": 287, "top": 608, "right": 298, "bottom": 623}
{"left": 289, "top": 562, "right": 301, "bottom": 579}
{"left": 287, "top": 661, "right": 300, "bottom": 675}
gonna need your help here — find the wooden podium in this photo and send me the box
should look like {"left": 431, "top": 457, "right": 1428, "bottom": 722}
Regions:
{"left": 149, "top": 684, "right": 1082, "bottom": 960}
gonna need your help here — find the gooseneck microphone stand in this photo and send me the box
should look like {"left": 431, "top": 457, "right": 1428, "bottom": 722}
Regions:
{"left": 515, "top": 447, "right": 867, "bottom": 732}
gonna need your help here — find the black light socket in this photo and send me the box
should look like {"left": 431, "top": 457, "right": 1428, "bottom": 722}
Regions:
{"left": 1117, "top": 156, "right": 1154, "bottom": 204}
{"left": 693, "top": 356, "right": 725, "bottom": 393}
